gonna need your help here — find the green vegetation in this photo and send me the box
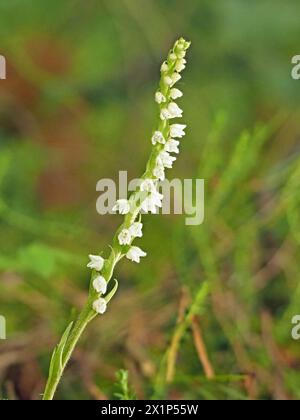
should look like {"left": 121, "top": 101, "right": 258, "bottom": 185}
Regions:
{"left": 0, "top": 0, "right": 299, "bottom": 400}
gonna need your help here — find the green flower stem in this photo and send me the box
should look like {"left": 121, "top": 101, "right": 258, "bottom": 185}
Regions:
{"left": 43, "top": 37, "right": 190, "bottom": 400}
{"left": 43, "top": 299, "right": 96, "bottom": 400}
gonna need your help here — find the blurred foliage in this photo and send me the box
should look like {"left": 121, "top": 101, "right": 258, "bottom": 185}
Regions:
{"left": 0, "top": 0, "right": 300, "bottom": 400}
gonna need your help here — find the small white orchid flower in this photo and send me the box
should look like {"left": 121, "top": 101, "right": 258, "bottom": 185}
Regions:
{"left": 160, "top": 107, "right": 172, "bottom": 120}
{"left": 87, "top": 255, "right": 105, "bottom": 271}
{"left": 153, "top": 161, "right": 165, "bottom": 181}
{"left": 165, "top": 139, "right": 180, "bottom": 154}
{"left": 158, "top": 151, "right": 177, "bottom": 169}
{"left": 164, "top": 76, "right": 173, "bottom": 86}
{"left": 93, "top": 298, "right": 107, "bottom": 314}
{"left": 167, "top": 102, "right": 183, "bottom": 118}
{"left": 170, "top": 88, "right": 183, "bottom": 100}
{"left": 155, "top": 91, "right": 166, "bottom": 104}
{"left": 175, "top": 59, "right": 186, "bottom": 72}
{"left": 92, "top": 275, "right": 107, "bottom": 294}
{"left": 170, "top": 72, "right": 181, "bottom": 86}
{"left": 151, "top": 131, "right": 166, "bottom": 145}
{"left": 170, "top": 124, "right": 186, "bottom": 138}
{"left": 118, "top": 229, "right": 132, "bottom": 245}
{"left": 140, "top": 179, "right": 156, "bottom": 193}
{"left": 141, "top": 190, "right": 163, "bottom": 214}
{"left": 129, "top": 222, "right": 143, "bottom": 238}
{"left": 161, "top": 61, "right": 169, "bottom": 72}
{"left": 112, "top": 199, "right": 131, "bottom": 215}
{"left": 126, "top": 246, "right": 147, "bottom": 263}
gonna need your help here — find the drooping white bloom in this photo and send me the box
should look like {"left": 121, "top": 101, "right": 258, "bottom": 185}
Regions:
{"left": 164, "top": 76, "right": 173, "bottom": 86}
{"left": 169, "top": 52, "right": 177, "bottom": 61}
{"left": 112, "top": 199, "right": 131, "bottom": 215}
{"left": 155, "top": 91, "right": 166, "bottom": 104}
{"left": 175, "top": 59, "right": 186, "bottom": 72}
{"left": 140, "top": 179, "right": 156, "bottom": 193}
{"left": 160, "top": 108, "right": 172, "bottom": 120}
{"left": 151, "top": 131, "right": 165, "bottom": 145}
{"left": 170, "top": 88, "right": 183, "bottom": 100}
{"left": 126, "top": 246, "right": 147, "bottom": 263}
{"left": 170, "top": 124, "right": 186, "bottom": 138}
{"left": 153, "top": 160, "right": 165, "bottom": 181}
{"left": 93, "top": 298, "right": 107, "bottom": 314}
{"left": 141, "top": 190, "right": 163, "bottom": 213}
{"left": 118, "top": 228, "right": 132, "bottom": 245}
{"left": 129, "top": 222, "right": 143, "bottom": 238}
{"left": 92, "top": 275, "right": 107, "bottom": 294}
{"left": 87, "top": 255, "right": 105, "bottom": 271}
{"left": 161, "top": 61, "right": 169, "bottom": 72}
{"left": 167, "top": 102, "right": 183, "bottom": 118}
{"left": 170, "top": 72, "right": 181, "bottom": 86}
{"left": 160, "top": 102, "right": 183, "bottom": 120}
{"left": 165, "top": 139, "right": 180, "bottom": 154}
{"left": 158, "top": 151, "right": 177, "bottom": 169}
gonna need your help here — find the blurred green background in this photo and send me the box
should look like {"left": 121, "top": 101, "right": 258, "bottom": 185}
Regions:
{"left": 0, "top": 0, "right": 300, "bottom": 400}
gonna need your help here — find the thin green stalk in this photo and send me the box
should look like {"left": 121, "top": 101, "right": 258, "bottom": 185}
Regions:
{"left": 43, "top": 37, "right": 191, "bottom": 400}
{"left": 43, "top": 301, "right": 95, "bottom": 400}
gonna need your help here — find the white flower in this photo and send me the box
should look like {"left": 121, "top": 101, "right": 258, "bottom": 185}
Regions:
{"left": 170, "top": 124, "right": 186, "bottom": 138}
{"left": 141, "top": 190, "right": 163, "bottom": 213}
{"left": 161, "top": 61, "right": 168, "bottom": 72}
{"left": 112, "top": 199, "right": 131, "bottom": 215}
{"left": 155, "top": 91, "right": 166, "bottom": 104}
{"left": 126, "top": 246, "right": 147, "bottom": 263}
{"left": 87, "top": 255, "right": 105, "bottom": 271}
{"left": 175, "top": 59, "right": 186, "bottom": 72}
{"left": 93, "top": 298, "right": 107, "bottom": 314}
{"left": 165, "top": 139, "right": 180, "bottom": 154}
{"left": 118, "top": 229, "right": 132, "bottom": 245}
{"left": 170, "top": 88, "right": 183, "bottom": 100}
{"left": 129, "top": 222, "right": 143, "bottom": 238}
{"left": 158, "top": 151, "right": 177, "bottom": 169}
{"left": 140, "top": 179, "right": 156, "bottom": 193}
{"left": 153, "top": 161, "right": 165, "bottom": 181}
{"left": 160, "top": 108, "right": 172, "bottom": 120}
{"left": 92, "top": 275, "right": 107, "bottom": 294}
{"left": 160, "top": 103, "right": 183, "bottom": 120}
{"left": 167, "top": 102, "right": 183, "bottom": 118}
{"left": 151, "top": 131, "right": 166, "bottom": 145}
{"left": 164, "top": 76, "right": 173, "bottom": 86}
{"left": 170, "top": 72, "right": 181, "bottom": 86}
{"left": 169, "top": 52, "right": 177, "bottom": 61}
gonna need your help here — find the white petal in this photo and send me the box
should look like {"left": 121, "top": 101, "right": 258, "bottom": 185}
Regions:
{"left": 153, "top": 163, "right": 165, "bottom": 181}
{"left": 87, "top": 255, "right": 105, "bottom": 271}
{"left": 93, "top": 298, "right": 107, "bottom": 314}
{"left": 161, "top": 61, "right": 168, "bottom": 72}
{"left": 155, "top": 91, "right": 166, "bottom": 104}
{"left": 126, "top": 246, "right": 147, "bottom": 263}
{"left": 92, "top": 276, "right": 107, "bottom": 294}
{"left": 167, "top": 102, "right": 183, "bottom": 118}
{"left": 170, "top": 88, "right": 183, "bottom": 100}
{"left": 164, "top": 76, "right": 173, "bottom": 86}
{"left": 165, "top": 139, "right": 180, "bottom": 154}
{"left": 112, "top": 199, "right": 131, "bottom": 215}
{"left": 118, "top": 229, "right": 132, "bottom": 245}
{"left": 160, "top": 108, "right": 172, "bottom": 120}
{"left": 151, "top": 131, "right": 165, "bottom": 145}
{"left": 170, "top": 124, "right": 186, "bottom": 138}
{"left": 170, "top": 72, "right": 181, "bottom": 86}
{"left": 129, "top": 222, "right": 143, "bottom": 238}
